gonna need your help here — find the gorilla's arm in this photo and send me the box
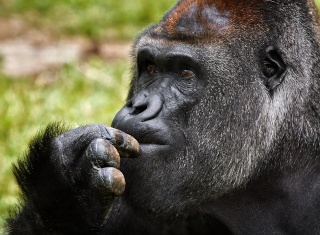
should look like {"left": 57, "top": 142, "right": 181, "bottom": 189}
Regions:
{"left": 6, "top": 123, "right": 140, "bottom": 234}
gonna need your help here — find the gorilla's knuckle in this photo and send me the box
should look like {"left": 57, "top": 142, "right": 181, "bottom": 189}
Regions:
{"left": 50, "top": 136, "right": 64, "bottom": 151}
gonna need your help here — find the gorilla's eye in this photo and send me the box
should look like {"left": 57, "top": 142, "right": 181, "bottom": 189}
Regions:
{"left": 263, "top": 60, "right": 277, "bottom": 77}
{"left": 147, "top": 64, "right": 157, "bottom": 74}
{"left": 181, "top": 69, "right": 195, "bottom": 78}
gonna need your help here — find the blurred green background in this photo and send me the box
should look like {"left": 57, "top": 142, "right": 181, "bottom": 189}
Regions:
{"left": 0, "top": 0, "right": 320, "bottom": 232}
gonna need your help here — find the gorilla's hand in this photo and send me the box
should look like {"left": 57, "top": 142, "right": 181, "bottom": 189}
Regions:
{"left": 12, "top": 124, "right": 140, "bottom": 233}
{"left": 53, "top": 124, "right": 140, "bottom": 221}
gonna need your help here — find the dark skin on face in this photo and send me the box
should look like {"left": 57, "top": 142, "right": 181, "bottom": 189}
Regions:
{"left": 6, "top": 0, "right": 320, "bottom": 234}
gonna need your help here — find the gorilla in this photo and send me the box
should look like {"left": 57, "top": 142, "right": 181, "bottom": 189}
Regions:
{"left": 6, "top": 0, "right": 320, "bottom": 234}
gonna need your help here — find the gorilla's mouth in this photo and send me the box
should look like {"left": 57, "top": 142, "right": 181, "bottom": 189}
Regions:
{"left": 122, "top": 120, "right": 173, "bottom": 156}
{"left": 112, "top": 117, "right": 183, "bottom": 157}
{"left": 132, "top": 126, "right": 169, "bottom": 145}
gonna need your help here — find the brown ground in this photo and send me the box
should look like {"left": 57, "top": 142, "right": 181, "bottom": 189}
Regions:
{"left": 0, "top": 18, "right": 131, "bottom": 77}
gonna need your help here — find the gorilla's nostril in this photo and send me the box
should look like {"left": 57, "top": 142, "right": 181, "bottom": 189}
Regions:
{"left": 126, "top": 101, "right": 132, "bottom": 108}
{"left": 130, "top": 104, "right": 148, "bottom": 115}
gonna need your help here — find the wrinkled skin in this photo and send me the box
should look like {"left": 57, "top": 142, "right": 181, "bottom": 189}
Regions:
{"left": 6, "top": 0, "right": 320, "bottom": 234}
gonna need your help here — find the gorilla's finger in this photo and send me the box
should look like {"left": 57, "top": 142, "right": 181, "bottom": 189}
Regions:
{"left": 93, "top": 167, "right": 126, "bottom": 197}
{"left": 53, "top": 124, "right": 140, "bottom": 161}
{"left": 101, "top": 127, "right": 141, "bottom": 158}
{"left": 85, "top": 138, "right": 120, "bottom": 169}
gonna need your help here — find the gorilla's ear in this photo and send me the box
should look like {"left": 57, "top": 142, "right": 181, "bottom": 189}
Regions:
{"left": 262, "top": 46, "right": 287, "bottom": 94}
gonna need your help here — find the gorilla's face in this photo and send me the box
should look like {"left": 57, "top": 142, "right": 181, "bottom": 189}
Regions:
{"left": 111, "top": 37, "right": 266, "bottom": 217}
{"left": 112, "top": 41, "right": 206, "bottom": 161}
{"left": 111, "top": 41, "right": 207, "bottom": 215}
{"left": 111, "top": 1, "right": 287, "bottom": 218}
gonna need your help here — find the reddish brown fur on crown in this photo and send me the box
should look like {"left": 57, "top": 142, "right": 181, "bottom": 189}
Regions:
{"left": 152, "top": 0, "right": 264, "bottom": 39}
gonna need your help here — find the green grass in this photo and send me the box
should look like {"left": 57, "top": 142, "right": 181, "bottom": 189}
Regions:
{"left": 0, "top": 58, "right": 131, "bottom": 231}
{"left": 0, "top": 0, "right": 176, "bottom": 40}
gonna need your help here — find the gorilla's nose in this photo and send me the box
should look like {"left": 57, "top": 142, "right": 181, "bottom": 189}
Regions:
{"left": 112, "top": 92, "right": 164, "bottom": 127}
{"left": 127, "top": 92, "right": 164, "bottom": 121}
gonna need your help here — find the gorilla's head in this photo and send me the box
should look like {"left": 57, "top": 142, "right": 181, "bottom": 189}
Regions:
{"left": 112, "top": 0, "right": 320, "bottom": 219}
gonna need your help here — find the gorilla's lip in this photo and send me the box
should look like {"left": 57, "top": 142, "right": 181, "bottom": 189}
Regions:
{"left": 116, "top": 119, "right": 173, "bottom": 145}
{"left": 131, "top": 126, "right": 182, "bottom": 157}
{"left": 139, "top": 143, "right": 172, "bottom": 157}
{"left": 112, "top": 118, "right": 183, "bottom": 154}
{"left": 133, "top": 131, "right": 169, "bottom": 146}
{"left": 124, "top": 126, "right": 175, "bottom": 156}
